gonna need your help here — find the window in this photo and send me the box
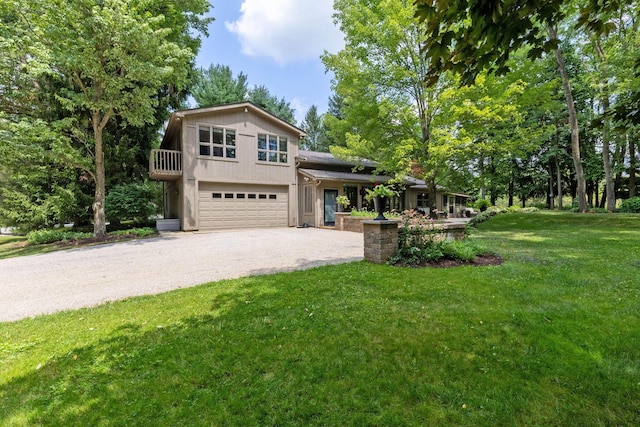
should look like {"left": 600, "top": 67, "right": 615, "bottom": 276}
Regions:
{"left": 304, "top": 186, "right": 313, "bottom": 214}
{"left": 417, "top": 193, "right": 428, "bottom": 207}
{"left": 269, "top": 194, "right": 277, "bottom": 200}
{"left": 212, "top": 193, "right": 222, "bottom": 199}
{"left": 257, "top": 133, "right": 288, "bottom": 163}
{"left": 237, "top": 193, "right": 245, "bottom": 199}
{"left": 199, "top": 125, "right": 236, "bottom": 159}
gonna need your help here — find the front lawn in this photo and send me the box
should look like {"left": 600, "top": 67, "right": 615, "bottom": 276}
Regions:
{"left": 1, "top": 212, "right": 639, "bottom": 425}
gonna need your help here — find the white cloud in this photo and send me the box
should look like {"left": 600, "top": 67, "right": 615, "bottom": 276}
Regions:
{"left": 225, "top": 0, "right": 344, "bottom": 66}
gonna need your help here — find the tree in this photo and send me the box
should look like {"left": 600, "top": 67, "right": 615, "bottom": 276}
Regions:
{"left": 412, "top": 0, "right": 628, "bottom": 212}
{"left": 247, "top": 85, "right": 296, "bottom": 125}
{"left": 191, "top": 64, "right": 297, "bottom": 125}
{"left": 323, "top": 0, "right": 463, "bottom": 214}
{"left": 299, "top": 105, "right": 329, "bottom": 152}
{"left": 191, "top": 64, "right": 249, "bottom": 107}
{"left": 2, "top": 0, "right": 209, "bottom": 236}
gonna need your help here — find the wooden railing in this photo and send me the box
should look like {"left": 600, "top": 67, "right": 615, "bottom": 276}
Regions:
{"left": 149, "top": 149, "right": 182, "bottom": 180}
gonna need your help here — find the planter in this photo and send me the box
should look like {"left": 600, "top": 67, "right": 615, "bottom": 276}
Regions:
{"left": 373, "top": 196, "right": 387, "bottom": 220}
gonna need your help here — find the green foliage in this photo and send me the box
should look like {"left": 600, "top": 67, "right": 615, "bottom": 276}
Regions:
{"left": 390, "top": 211, "right": 485, "bottom": 265}
{"left": 467, "top": 206, "right": 508, "bottom": 228}
{"left": 25, "top": 226, "right": 155, "bottom": 246}
{"left": 191, "top": 64, "right": 249, "bottom": 107}
{"left": 105, "top": 182, "right": 160, "bottom": 225}
{"left": 191, "top": 63, "right": 297, "bottom": 124}
{"left": 26, "top": 229, "right": 92, "bottom": 245}
{"left": 109, "top": 227, "right": 155, "bottom": 237}
{"left": 473, "top": 199, "right": 492, "bottom": 212}
{"left": 364, "top": 184, "right": 398, "bottom": 201}
{"left": 336, "top": 195, "right": 350, "bottom": 207}
{"left": 247, "top": 85, "right": 296, "bottom": 125}
{"left": 619, "top": 197, "right": 640, "bottom": 213}
{"left": 300, "top": 105, "right": 330, "bottom": 151}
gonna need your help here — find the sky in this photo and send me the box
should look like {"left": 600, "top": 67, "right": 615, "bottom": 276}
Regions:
{"left": 194, "top": 0, "right": 345, "bottom": 125}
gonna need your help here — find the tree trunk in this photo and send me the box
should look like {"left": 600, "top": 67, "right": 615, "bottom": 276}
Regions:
{"left": 479, "top": 154, "right": 486, "bottom": 200}
{"left": 549, "top": 27, "right": 587, "bottom": 213}
{"left": 426, "top": 173, "right": 438, "bottom": 218}
{"left": 630, "top": 136, "right": 637, "bottom": 198}
{"left": 548, "top": 160, "right": 554, "bottom": 210}
{"left": 594, "top": 39, "right": 616, "bottom": 211}
{"left": 92, "top": 112, "right": 107, "bottom": 238}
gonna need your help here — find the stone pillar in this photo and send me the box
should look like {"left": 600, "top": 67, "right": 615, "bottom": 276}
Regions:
{"left": 362, "top": 220, "right": 400, "bottom": 264}
{"left": 334, "top": 212, "right": 350, "bottom": 231}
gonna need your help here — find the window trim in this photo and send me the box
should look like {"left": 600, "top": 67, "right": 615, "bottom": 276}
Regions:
{"left": 198, "top": 124, "right": 237, "bottom": 160}
{"left": 257, "top": 133, "right": 288, "bottom": 164}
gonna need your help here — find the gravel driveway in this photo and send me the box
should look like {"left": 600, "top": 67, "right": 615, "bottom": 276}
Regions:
{"left": 0, "top": 228, "right": 363, "bottom": 322}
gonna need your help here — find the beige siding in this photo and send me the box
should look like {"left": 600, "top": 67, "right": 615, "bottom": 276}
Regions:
{"left": 183, "top": 112, "right": 298, "bottom": 185}
{"left": 178, "top": 107, "right": 301, "bottom": 230}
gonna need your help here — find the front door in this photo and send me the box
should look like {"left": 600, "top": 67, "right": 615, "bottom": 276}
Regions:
{"left": 324, "top": 189, "right": 338, "bottom": 226}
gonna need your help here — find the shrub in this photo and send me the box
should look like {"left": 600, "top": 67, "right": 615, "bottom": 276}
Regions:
{"left": 619, "top": 197, "right": 640, "bottom": 213}
{"left": 105, "top": 182, "right": 160, "bottom": 225}
{"left": 27, "top": 228, "right": 92, "bottom": 245}
{"left": 467, "top": 206, "right": 507, "bottom": 228}
{"left": 473, "top": 199, "right": 491, "bottom": 212}
{"left": 389, "top": 210, "right": 485, "bottom": 266}
{"left": 110, "top": 227, "right": 155, "bottom": 237}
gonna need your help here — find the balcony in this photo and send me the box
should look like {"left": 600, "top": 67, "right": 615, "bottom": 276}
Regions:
{"left": 149, "top": 149, "right": 182, "bottom": 181}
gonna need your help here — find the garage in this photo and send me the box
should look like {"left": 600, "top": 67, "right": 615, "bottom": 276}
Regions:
{"left": 198, "top": 183, "right": 289, "bottom": 230}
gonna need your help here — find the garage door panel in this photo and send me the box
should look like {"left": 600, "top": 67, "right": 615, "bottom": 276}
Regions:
{"left": 198, "top": 183, "right": 288, "bottom": 230}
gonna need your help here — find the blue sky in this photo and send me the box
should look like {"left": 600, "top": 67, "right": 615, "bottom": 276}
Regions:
{"left": 194, "top": 0, "right": 344, "bottom": 125}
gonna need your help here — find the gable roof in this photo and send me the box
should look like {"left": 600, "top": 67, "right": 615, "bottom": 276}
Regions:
{"left": 161, "top": 101, "right": 306, "bottom": 146}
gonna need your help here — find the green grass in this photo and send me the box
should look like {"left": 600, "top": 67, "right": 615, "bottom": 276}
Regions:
{"left": 1, "top": 211, "right": 639, "bottom": 426}
{"left": 0, "top": 229, "right": 158, "bottom": 260}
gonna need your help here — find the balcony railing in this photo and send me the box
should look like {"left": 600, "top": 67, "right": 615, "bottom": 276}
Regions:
{"left": 149, "top": 149, "right": 182, "bottom": 180}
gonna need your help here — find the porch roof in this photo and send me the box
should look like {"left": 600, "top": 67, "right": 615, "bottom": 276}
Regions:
{"left": 298, "top": 168, "right": 391, "bottom": 184}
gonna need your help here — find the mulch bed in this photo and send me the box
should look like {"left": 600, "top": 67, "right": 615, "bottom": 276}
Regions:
{"left": 395, "top": 253, "right": 503, "bottom": 268}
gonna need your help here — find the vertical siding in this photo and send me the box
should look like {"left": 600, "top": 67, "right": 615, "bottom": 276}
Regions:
{"left": 179, "top": 107, "right": 301, "bottom": 230}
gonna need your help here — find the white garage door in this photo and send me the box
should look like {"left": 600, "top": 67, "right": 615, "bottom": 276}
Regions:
{"left": 198, "top": 183, "right": 289, "bottom": 230}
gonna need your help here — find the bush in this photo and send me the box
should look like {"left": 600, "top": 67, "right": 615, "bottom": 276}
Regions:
{"left": 110, "top": 227, "right": 155, "bottom": 237}
{"left": 27, "top": 228, "right": 92, "bottom": 245}
{"left": 619, "top": 197, "right": 640, "bottom": 213}
{"left": 105, "top": 182, "right": 160, "bottom": 225}
{"left": 473, "top": 199, "right": 491, "bottom": 212}
{"left": 467, "top": 206, "right": 507, "bottom": 228}
{"left": 389, "top": 211, "right": 485, "bottom": 266}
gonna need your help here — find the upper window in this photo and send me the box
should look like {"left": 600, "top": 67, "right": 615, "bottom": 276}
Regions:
{"left": 257, "top": 133, "right": 287, "bottom": 163}
{"left": 199, "top": 125, "right": 236, "bottom": 159}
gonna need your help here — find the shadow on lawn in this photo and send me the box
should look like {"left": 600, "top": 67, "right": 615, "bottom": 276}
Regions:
{"left": 1, "top": 277, "right": 391, "bottom": 425}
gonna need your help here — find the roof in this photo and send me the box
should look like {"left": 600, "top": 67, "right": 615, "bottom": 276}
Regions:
{"left": 297, "top": 150, "right": 377, "bottom": 168}
{"left": 161, "top": 101, "right": 306, "bottom": 147}
{"left": 298, "top": 168, "right": 392, "bottom": 184}
{"left": 410, "top": 183, "right": 472, "bottom": 197}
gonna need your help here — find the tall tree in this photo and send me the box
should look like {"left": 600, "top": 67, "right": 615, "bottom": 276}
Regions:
{"left": 2, "top": 0, "right": 209, "bottom": 236}
{"left": 191, "top": 64, "right": 249, "bottom": 107}
{"left": 247, "top": 85, "right": 296, "bottom": 125}
{"left": 299, "top": 105, "right": 329, "bottom": 152}
{"left": 323, "top": 0, "right": 461, "bottom": 214}
{"left": 413, "top": 0, "right": 625, "bottom": 212}
{"left": 191, "top": 65, "right": 297, "bottom": 125}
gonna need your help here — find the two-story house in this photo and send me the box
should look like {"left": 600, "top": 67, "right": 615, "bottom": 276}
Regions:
{"left": 149, "top": 102, "right": 470, "bottom": 231}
